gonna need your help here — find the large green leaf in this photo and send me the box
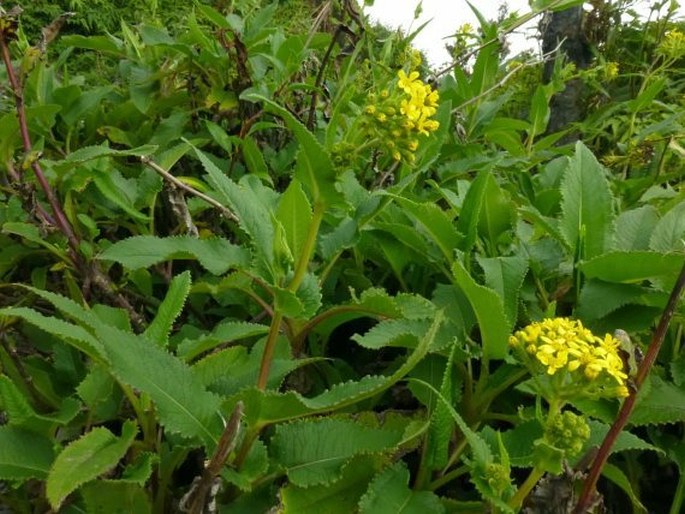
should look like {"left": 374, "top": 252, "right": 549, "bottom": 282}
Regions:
{"left": 477, "top": 255, "right": 528, "bottom": 326}
{"left": 271, "top": 418, "right": 404, "bottom": 486}
{"left": 280, "top": 454, "right": 380, "bottom": 514}
{"left": 96, "top": 323, "right": 222, "bottom": 447}
{"left": 46, "top": 421, "right": 137, "bottom": 509}
{"left": 649, "top": 201, "right": 685, "bottom": 252}
{"left": 358, "top": 462, "right": 445, "bottom": 514}
{"left": 452, "top": 261, "right": 510, "bottom": 360}
{"left": 578, "top": 251, "right": 684, "bottom": 285}
{"left": 242, "top": 93, "right": 341, "bottom": 206}
{"left": 276, "top": 179, "right": 313, "bottom": 265}
{"left": 559, "top": 142, "right": 615, "bottom": 259}
{"left": 0, "top": 426, "right": 55, "bottom": 481}
{"left": 80, "top": 481, "right": 152, "bottom": 514}
{"left": 189, "top": 143, "right": 276, "bottom": 271}
{"left": 612, "top": 205, "right": 660, "bottom": 251}
{"left": 98, "top": 235, "right": 250, "bottom": 275}
{"left": 226, "top": 313, "right": 443, "bottom": 427}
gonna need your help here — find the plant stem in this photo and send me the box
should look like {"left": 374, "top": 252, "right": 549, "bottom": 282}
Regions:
{"left": 574, "top": 258, "right": 685, "bottom": 513}
{"left": 508, "top": 465, "right": 545, "bottom": 511}
{"left": 669, "top": 468, "right": 685, "bottom": 514}
{"left": 256, "top": 202, "right": 325, "bottom": 390}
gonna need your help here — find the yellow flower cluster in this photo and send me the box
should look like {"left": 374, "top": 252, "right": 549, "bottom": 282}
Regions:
{"left": 509, "top": 318, "right": 629, "bottom": 398}
{"left": 359, "top": 69, "right": 440, "bottom": 163}
{"left": 658, "top": 29, "right": 685, "bottom": 60}
{"left": 397, "top": 70, "right": 440, "bottom": 136}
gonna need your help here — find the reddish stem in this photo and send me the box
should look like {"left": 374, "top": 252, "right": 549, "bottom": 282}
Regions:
{"left": 0, "top": 33, "right": 81, "bottom": 266}
{"left": 574, "top": 258, "right": 685, "bottom": 513}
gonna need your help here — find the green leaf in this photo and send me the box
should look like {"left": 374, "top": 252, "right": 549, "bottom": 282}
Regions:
{"left": 396, "top": 197, "right": 461, "bottom": 264}
{"left": 46, "top": 421, "right": 137, "bottom": 510}
{"left": 271, "top": 418, "right": 404, "bottom": 486}
{"left": 277, "top": 180, "right": 313, "bottom": 266}
{"left": 0, "top": 426, "right": 55, "bottom": 481}
{"left": 358, "top": 462, "right": 445, "bottom": 514}
{"left": 0, "top": 307, "right": 105, "bottom": 360}
{"left": 477, "top": 255, "right": 528, "bottom": 326}
{"left": 575, "top": 280, "right": 648, "bottom": 321}
{"left": 630, "top": 376, "right": 685, "bottom": 426}
{"left": 179, "top": 321, "right": 269, "bottom": 361}
{"left": 96, "top": 323, "right": 222, "bottom": 447}
{"left": 559, "top": 142, "right": 615, "bottom": 259}
{"left": 189, "top": 143, "right": 275, "bottom": 270}
{"left": 92, "top": 167, "right": 149, "bottom": 221}
{"left": 579, "top": 251, "right": 685, "bottom": 285}
{"left": 54, "top": 144, "right": 157, "bottom": 171}
{"left": 281, "top": 454, "right": 380, "bottom": 514}
{"left": 612, "top": 205, "right": 660, "bottom": 251}
{"left": 144, "top": 270, "right": 191, "bottom": 347}
{"left": 586, "top": 420, "right": 662, "bottom": 453}
{"left": 228, "top": 313, "right": 443, "bottom": 427}
{"left": 98, "top": 235, "right": 250, "bottom": 275}
{"left": 527, "top": 85, "right": 550, "bottom": 139}
{"left": 0, "top": 376, "right": 80, "bottom": 434}
{"left": 452, "top": 261, "right": 510, "bottom": 360}
{"left": 224, "top": 439, "right": 269, "bottom": 491}
{"left": 241, "top": 135, "right": 271, "bottom": 184}
{"left": 601, "top": 463, "right": 648, "bottom": 514}
{"left": 81, "top": 481, "right": 152, "bottom": 514}
{"left": 649, "top": 201, "right": 685, "bottom": 252}
{"left": 242, "top": 93, "right": 340, "bottom": 206}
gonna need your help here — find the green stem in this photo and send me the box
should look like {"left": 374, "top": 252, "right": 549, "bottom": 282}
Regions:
{"left": 669, "top": 467, "right": 685, "bottom": 514}
{"left": 508, "top": 465, "right": 545, "bottom": 511}
{"left": 428, "top": 464, "right": 469, "bottom": 492}
{"left": 256, "top": 202, "right": 325, "bottom": 390}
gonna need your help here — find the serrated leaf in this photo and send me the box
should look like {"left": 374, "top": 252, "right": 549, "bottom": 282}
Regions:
{"left": 46, "top": 421, "right": 137, "bottom": 509}
{"left": 80, "top": 480, "right": 152, "bottom": 514}
{"left": 92, "top": 168, "right": 150, "bottom": 221}
{"left": 0, "top": 426, "right": 55, "bottom": 481}
{"left": 602, "top": 463, "right": 648, "bottom": 514}
{"left": 96, "top": 323, "right": 222, "bottom": 447}
{"left": 0, "top": 376, "right": 80, "bottom": 434}
{"left": 559, "top": 142, "right": 615, "bottom": 259}
{"left": 425, "top": 345, "right": 458, "bottom": 470}
{"left": 144, "top": 270, "right": 191, "bottom": 347}
{"left": 277, "top": 179, "right": 313, "bottom": 266}
{"left": 612, "top": 205, "right": 660, "bottom": 251}
{"left": 396, "top": 198, "right": 461, "bottom": 264}
{"left": 98, "top": 235, "right": 250, "bottom": 275}
{"left": 649, "top": 201, "right": 685, "bottom": 252}
{"left": 477, "top": 255, "right": 528, "bottom": 326}
{"left": 55, "top": 144, "right": 157, "bottom": 171}
{"left": 243, "top": 93, "right": 340, "bottom": 206}
{"left": 228, "top": 314, "right": 443, "bottom": 427}
{"left": 178, "top": 321, "right": 269, "bottom": 361}
{"left": 188, "top": 143, "right": 275, "bottom": 270}
{"left": 452, "top": 260, "right": 510, "bottom": 360}
{"left": 120, "top": 452, "right": 157, "bottom": 485}
{"left": 224, "top": 439, "right": 269, "bottom": 491}
{"left": 358, "top": 462, "right": 445, "bottom": 514}
{"left": 630, "top": 376, "right": 685, "bottom": 426}
{"left": 271, "top": 418, "right": 404, "bottom": 486}
{"left": 579, "top": 251, "right": 685, "bottom": 285}
{"left": 575, "top": 280, "right": 647, "bottom": 321}
{"left": 587, "top": 420, "right": 662, "bottom": 453}
{"left": 0, "top": 307, "right": 105, "bottom": 360}
{"left": 281, "top": 454, "right": 380, "bottom": 513}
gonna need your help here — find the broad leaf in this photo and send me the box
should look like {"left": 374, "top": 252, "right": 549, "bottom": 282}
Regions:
{"left": 0, "top": 426, "right": 55, "bottom": 481}
{"left": 271, "top": 418, "right": 404, "bottom": 486}
{"left": 452, "top": 260, "right": 510, "bottom": 360}
{"left": 560, "top": 142, "right": 614, "bottom": 259}
{"left": 358, "top": 462, "right": 445, "bottom": 514}
{"left": 276, "top": 179, "right": 313, "bottom": 266}
{"left": 46, "top": 421, "right": 137, "bottom": 509}
{"left": 98, "top": 235, "right": 250, "bottom": 275}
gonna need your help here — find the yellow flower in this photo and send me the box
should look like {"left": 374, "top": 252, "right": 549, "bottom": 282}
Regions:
{"left": 398, "top": 69, "right": 420, "bottom": 93}
{"left": 510, "top": 318, "right": 629, "bottom": 399}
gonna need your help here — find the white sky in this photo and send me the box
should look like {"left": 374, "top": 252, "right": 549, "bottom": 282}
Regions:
{"left": 363, "top": 1, "right": 683, "bottom": 67}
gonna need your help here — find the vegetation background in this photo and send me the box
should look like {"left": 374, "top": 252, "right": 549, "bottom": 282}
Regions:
{"left": 0, "top": 0, "right": 684, "bottom": 513}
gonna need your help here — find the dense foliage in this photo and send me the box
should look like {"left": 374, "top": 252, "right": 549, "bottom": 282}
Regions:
{"left": 0, "top": 0, "right": 684, "bottom": 513}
